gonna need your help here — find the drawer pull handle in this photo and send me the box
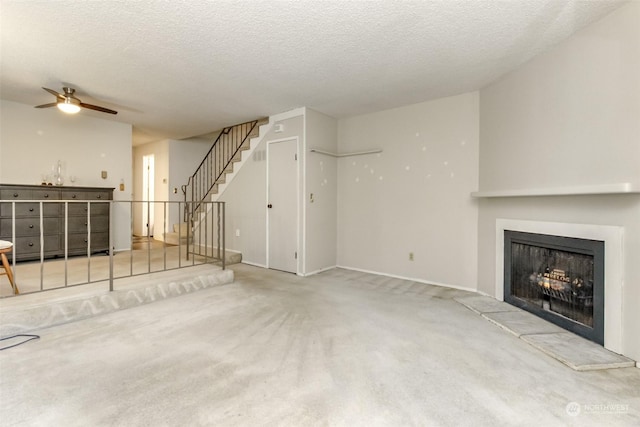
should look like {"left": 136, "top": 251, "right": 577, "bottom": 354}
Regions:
{"left": 97, "top": 195, "right": 102, "bottom": 199}
{"left": 29, "top": 208, "right": 34, "bottom": 212}
{"left": 84, "top": 239, "right": 88, "bottom": 243}
{"left": 28, "top": 242, "right": 34, "bottom": 247}
{"left": 13, "top": 193, "right": 18, "bottom": 197}
{"left": 44, "top": 194, "right": 49, "bottom": 198}
{"left": 72, "top": 195, "right": 76, "bottom": 199}
{"left": 85, "top": 222, "right": 88, "bottom": 226}
{"left": 29, "top": 224, "right": 34, "bottom": 228}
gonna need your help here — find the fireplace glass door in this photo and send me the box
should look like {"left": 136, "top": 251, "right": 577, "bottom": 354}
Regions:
{"left": 504, "top": 231, "right": 604, "bottom": 345}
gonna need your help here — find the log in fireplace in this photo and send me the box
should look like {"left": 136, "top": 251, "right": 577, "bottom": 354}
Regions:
{"left": 504, "top": 230, "right": 604, "bottom": 345}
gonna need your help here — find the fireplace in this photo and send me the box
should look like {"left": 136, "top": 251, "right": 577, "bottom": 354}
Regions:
{"left": 504, "top": 230, "right": 604, "bottom": 345}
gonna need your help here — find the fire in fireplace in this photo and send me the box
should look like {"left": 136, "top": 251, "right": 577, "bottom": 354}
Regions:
{"left": 504, "top": 231, "right": 604, "bottom": 345}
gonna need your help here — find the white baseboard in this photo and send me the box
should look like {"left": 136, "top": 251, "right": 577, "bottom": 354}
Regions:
{"left": 301, "top": 265, "right": 337, "bottom": 277}
{"left": 335, "top": 265, "right": 477, "bottom": 293}
{"left": 240, "top": 260, "right": 267, "bottom": 269}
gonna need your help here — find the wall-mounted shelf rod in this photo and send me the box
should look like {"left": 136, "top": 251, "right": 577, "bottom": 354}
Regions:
{"left": 309, "top": 148, "right": 382, "bottom": 158}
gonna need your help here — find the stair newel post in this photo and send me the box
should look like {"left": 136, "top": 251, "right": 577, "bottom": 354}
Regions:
{"left": 202, "top": 195, "right": 207, "bottom": 259}
{"left": 185, "top": 201, "right": 189, "bottom": 262}
{"left": 162, "top": 201, "right": 167, "bottom": 270}
{"left": 216, "top": 202, "right": 220, "bottom": 261}
{"left": 188, "top": 181, "right": 194, "bottom": 261}
{"left": 224, "top": 130, "right": 228, "bottom": 175}
{"left": 221, "top": 201, "right": 225, "bottom": 270}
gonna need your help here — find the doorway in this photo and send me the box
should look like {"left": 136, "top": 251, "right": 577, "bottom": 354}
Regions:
{"left": 142, "top": 154, "right": 155, "bottom": 237}
{"left": 267, "top": 138, "right": 298, "bottom": 274}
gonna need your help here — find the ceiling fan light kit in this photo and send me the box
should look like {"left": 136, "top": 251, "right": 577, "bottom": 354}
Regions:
{"left": 35, "top": 86, "right": 117, "bottom": 115}
{"left": 57, "top": 96, "right": 81, "bottom": 114}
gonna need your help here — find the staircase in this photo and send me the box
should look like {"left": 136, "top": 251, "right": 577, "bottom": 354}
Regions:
{"left": 178, "top": 118, "right": 270, "bottom": 260}
{"left": 183, "top": 118, "right": 269, "bottom": 210}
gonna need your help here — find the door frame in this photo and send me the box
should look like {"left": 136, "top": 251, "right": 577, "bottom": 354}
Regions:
{"left": 266, "top": 137, "right": 300, "bottom": 274}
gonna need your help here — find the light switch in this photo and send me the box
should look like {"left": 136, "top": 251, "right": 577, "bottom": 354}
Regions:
{"left": 101, "top": 171, "right": 107, "bottom": 179}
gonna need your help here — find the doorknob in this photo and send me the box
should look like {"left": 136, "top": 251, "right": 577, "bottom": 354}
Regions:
{"left": 267, "top": 204, "right": 273, "bottom": 209}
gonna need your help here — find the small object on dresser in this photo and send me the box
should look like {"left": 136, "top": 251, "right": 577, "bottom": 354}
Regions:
{"left": 54, "top": 160, "right": 64, "bottom": 186}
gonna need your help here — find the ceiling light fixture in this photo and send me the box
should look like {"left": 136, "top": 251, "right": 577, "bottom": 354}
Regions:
{"left": 57, "top": 97, "right": 81, "bottom": 114}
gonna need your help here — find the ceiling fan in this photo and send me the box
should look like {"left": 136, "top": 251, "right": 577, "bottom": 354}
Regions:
{"left": 35, "top": 87, "right": 118, "bottom": 115}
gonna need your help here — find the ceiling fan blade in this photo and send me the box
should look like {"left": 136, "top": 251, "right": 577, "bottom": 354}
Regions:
{"left": 35, "top": 103, "right": 57, "bottom": 109}
{"left": 80, "top": 102, "right": 118, "bottom": 115}
{"left": 42, "top": 87, "right": 65, "bottom": 100}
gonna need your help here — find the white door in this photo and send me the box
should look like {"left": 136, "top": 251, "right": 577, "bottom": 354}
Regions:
{"left": 268, "top": 139, "right": 298, "bottom": 273}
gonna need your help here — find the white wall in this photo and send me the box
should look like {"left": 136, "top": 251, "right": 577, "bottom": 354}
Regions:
{"left": 0, "top": 99, "right": 132, "bottom": 251}
{"left": 477, "top": 2, "right": 640, "bottom": 361}
{"left": 337, "top": 93, "right": 479, "bottom": 290}
{"left": 479, "top": 2, "right": 640, "bottom": 192}
{"left": 304, "top": 109, "right": 338, "bottom": 274}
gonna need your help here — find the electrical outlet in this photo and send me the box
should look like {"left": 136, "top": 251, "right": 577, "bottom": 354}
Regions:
{"left": 235, "top": 229, "right": 240, "bottom": 237}
{"left": 409, "top": 252, "right": 414, "bottom": 261}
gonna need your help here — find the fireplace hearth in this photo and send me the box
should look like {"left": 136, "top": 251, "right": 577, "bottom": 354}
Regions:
{"left": 504, "top": 230, "right": 604, "bottom": 345}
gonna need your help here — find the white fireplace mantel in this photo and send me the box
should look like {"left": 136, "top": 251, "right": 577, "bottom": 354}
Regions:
{"left": 472, "top": 182, "right": 640, "bottom": 198}
{"left": 495, "top": 219, "right": 624, "bottom": 354}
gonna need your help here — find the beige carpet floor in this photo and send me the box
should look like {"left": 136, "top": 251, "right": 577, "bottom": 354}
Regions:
{"left": 1, "top": 264, "right": 639, "bottom": 426}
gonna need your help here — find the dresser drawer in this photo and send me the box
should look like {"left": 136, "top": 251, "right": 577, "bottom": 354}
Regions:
{"left": 65, "top": 216, "right": 109, "bottom": 233}
{"left": 31, "top": 188, "right": 59, "bottom": 200}
{"left": 0, "top": 188, "right": 58, "bottom": 200}
{"left": 11, "top": 235, "right": 60, "bottom": 256}
{"left": 91, "top": 232, "right": 109, "bottom": 248}
{"left": 0, "top": 188, "right": 33, "bottom": 200}
{"left": 0, "top": 217, "right": 59, "bottom": 237}
{"left": 67, "top": 232, "right": 109, "bottom": 251}
{"left": 61, "top": 190, "right": 111, "bottom": 201}
{"left": 65, "top": 201, "right": 110, "bottom": 216}
{"left": 1, "top": 201, "right": 60, "bottom": 217}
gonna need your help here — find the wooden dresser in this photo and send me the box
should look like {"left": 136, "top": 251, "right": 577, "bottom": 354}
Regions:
{"left": 0, "top": 184, "right": 114, "bottom": 261}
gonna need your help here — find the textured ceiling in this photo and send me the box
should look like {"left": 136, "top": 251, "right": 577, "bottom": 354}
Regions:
{"left": 0, "top": 0, "right": 626, "bottom": 145}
